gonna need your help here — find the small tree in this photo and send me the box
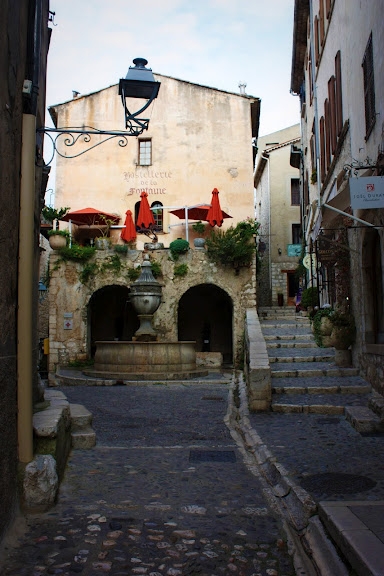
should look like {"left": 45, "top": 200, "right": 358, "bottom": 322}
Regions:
{"left": 205, "top": 218, "right": 260, "bottom": 273}
{"left": 41, "top": 206, "right": 70, "bottom": 230}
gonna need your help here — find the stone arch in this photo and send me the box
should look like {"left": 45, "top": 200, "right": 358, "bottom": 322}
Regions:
{"left": 362, "top": 227, "right": 384, "bottom": 344}
{"left": 178, "top": 283, "right": 233, "bottom": 365}
{"left": 87, "top": 284, "right": 139, "bottom": 357}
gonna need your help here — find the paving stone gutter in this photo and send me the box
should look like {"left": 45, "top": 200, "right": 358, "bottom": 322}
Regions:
{"left": 227, "top": 371, "right": 350, "bottom": 576}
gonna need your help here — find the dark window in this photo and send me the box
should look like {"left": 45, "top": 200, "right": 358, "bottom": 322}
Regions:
{"left": 291, "top": 179, "right": 300, "bottom": 205}
{"left": 314, "top": 16, "right": 320, "bottom": 65}
{"left": 319, "top": 0, "right": 325, "bottom": 45}
{"left": 319, "top": 115, "right": 325, "bottom": 183}
{"left": 328, "top": 76, "right": 336, "bottom": 154}
{"left": 362, "top": 32, "right": 376, "bottom": 139}
{"left": 335, "top": 51, "right": 343, "bottom": 136}
{"left": 138, "top": 139, "right": 151, "bottom": 165}
{"left": 292, "top": 224, "right": 301, "bottom": 245}
{"left": 151, "top": 201, "right": 163, "bottom": 231}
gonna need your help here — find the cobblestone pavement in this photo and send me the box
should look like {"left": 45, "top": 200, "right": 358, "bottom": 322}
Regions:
{"left": 247, "top": 411, "right": 384, "bottom": 502}
{"left": 1, "top": 383, "right": 296, "bottom": 576}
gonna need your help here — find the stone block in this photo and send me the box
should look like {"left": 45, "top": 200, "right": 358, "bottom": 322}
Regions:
{"left": 23, "top": 455, "right": 58, "bottom": 511}
{"left": 345, "top": 406, "right": 384, "bottom": 433}
{"left": 70, "top": 404, "right": 93, "bottom": 428}
{"left": 196, "top": 352, "right": 223, "bottom": 367}
{"left": 71, "top": 427, "right": 96, "bottom": 449}
{"left": 304, "top": 516, "right": 349, "bottom": 576}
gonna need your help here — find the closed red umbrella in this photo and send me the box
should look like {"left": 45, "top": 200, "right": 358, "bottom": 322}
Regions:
{"left": 136, "top": 191, "right": 155, "bottom": 229}
{"left": 121, "top": 209, "right": 137, "bottom": 242}
{"left": 206, "top": 188, "right": 224, "bottom": 227}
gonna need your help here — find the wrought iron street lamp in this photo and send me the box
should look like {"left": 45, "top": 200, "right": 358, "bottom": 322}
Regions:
{"left": 119, "top": 58, "right": 160, "bottom": 135}
{"left": 37, "top": 58, "right": 160, "bottom": 165}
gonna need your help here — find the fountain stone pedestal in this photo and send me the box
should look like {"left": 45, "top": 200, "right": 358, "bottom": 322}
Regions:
{"left": 84, "top": 255, "right": 208, "bottom": 380}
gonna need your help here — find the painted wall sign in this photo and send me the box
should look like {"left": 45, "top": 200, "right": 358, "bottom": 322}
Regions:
{"left": 287, "top": 244, "right": 301, "bottom": 257}
{"left": 350, "top": 176, "right": 384, "bottom": 209}
{"left": 64, "top": 319, "right": 73, "bottom": 330}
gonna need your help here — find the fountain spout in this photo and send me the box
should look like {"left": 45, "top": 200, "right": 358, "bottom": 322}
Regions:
{"left": 129, "top": 254, "right": 162, "bottom": 341}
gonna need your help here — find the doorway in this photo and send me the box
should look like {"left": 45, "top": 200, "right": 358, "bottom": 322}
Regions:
{"left": 178, "top": 284, "right": 233, "bottom": 365}
{"left": 88, "top": 285, "right": 139, "bottom": 357}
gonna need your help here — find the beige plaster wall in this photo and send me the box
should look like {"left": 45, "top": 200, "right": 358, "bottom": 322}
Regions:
{"left": 47, "top": 248, "right": 256, "bottom": 377}
{"left": 51, "top": 75, "right": 256, "bottom": 248}
{"left": 255, "top": 125, "right": 301, "bottom": 306}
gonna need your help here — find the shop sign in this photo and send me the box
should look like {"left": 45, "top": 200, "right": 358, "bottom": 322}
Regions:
{"left": 316, "top": 234, "right": 334, "bottom": 264}
{"left": 350, "top": 177, "right": 384, "bottom": 209}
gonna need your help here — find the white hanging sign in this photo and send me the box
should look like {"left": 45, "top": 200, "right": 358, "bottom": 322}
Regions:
{"left": 350, "top": 177, "right": 384, "bottom": 209}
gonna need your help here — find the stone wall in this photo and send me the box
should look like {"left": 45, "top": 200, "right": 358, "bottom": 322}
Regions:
{"left": 47, "top": 248, "right": 256, "bottom": 377}
{"left": 271, "top": 261, "right": 297, "bottom": 306}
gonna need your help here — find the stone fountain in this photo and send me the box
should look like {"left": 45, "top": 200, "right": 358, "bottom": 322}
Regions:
{"left": 84, "top": 255, "right": 207, "bottom": 380}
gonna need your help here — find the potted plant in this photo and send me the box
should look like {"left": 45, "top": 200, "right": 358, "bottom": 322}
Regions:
{"left": 169, "top": 238, "right": 190, "bottom": 260}
{"left": 48, "top": 228, "right": 70, "bottom": 250}
{"left": 192, "top": 221, "right": 206, "bottom": 248}
{"left": 94, "top": 215, "right": 116, "bottom": 250}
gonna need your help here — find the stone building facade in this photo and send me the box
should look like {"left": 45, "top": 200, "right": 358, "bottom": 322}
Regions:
{"left": 254, "top": 125, "right": 301, "bottom": 307}
{"left": 45, "top": 73, "right": 260, "bottom": 375}
{"left": 291, "top": 0, "right": 384, "bottom": 392}
{"left": 50, "top": 74, "right": 260, "bottom": 249}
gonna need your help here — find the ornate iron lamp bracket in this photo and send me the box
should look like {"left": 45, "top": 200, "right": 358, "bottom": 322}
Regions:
{"left": 36, "top": 125, "right": 132, "bottom": 167}
{"left": 343, "top": 156, "right": 378, "bottom": 177}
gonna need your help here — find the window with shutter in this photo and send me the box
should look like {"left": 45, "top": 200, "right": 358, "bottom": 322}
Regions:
{"left": 335, "top": 51, "right": 343, "bottom": 137}
{"left": 362, "top": 32, "right": 376, "bottom": 140}
{"left": 291, "top": 179, "right": 300, "bottom": 205}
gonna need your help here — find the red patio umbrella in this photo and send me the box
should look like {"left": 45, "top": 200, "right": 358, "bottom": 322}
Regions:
{"left": 169, "top": 204, "right": 231, "bottom": 222}
{"left": 136, "top": 191, "right": 155, "bottom": 229}
{"left": 206, "top": 188, "right": 224, "bottom": 227}
{"left": 61, "top": 207, "right": 120, "bottom": 226}
{"left": 120, "top": 209, "right": 137, "bottom": 242}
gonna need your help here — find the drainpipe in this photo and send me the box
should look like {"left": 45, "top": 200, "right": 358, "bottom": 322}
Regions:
{"left": 18, "top": 114, "right": 36, "bottom": 463}
{"left": 18, "top": 0, "right": 43, "bottom": 463}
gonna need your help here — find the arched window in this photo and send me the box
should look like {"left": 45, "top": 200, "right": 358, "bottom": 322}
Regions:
{"left": 151, "top": 201, "right": 163, "bottom": 232}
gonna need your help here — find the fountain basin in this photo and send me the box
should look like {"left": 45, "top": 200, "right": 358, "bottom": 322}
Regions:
{"left": 84, "top": 340, "right": 208, "bottom": 380}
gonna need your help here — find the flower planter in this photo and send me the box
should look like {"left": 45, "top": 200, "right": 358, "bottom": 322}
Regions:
{"left": 49, "top": 234, "right": 67, "bottom": 250}
{"left": 193, "top": 238, "right": 205, "bottom": 249}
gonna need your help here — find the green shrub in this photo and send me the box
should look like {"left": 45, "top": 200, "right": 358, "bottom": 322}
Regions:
{"left": 205, "top": 219, "right": 259, "bottom": 273}
{"left": 174, "top": 263, "right": 188, "bottom": 277}
{"left": 169, "top": 238, "right": 190, "bottom": 260}
{"left": 150, "top": 260, "right": 162, "bottom": 278}
{"left": 192, "top": 221, "right": 206, "bottom": 235}
{"left": 312, "top": 308, "right": 334, "bottom": 346}
{"left": 114, "top": 244, "right": 128, "bottom": 254}
{"left": 300, "top": 286, "right": 319, "bottom": 309}
{"left": 79, "top": 262, "right": 99, "bottom": 284}
{"left": 101, "top": 254, "right": 122, "bottom": 275}
{"left": 48, "top": 229, "right": 70, "bottom": 238}
{"left": 127, "top": 267, "right": 141, "bottom": 282}
{"left": 58, "top": 244, "right": 96, "bottom": 262}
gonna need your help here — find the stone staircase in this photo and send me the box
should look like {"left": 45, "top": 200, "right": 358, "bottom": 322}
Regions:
{"left": 258, "top": 307, "right": 383, "bottom": 430}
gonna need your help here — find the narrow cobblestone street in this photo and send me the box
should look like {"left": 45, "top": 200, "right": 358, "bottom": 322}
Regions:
{"left": 1, "top": 383, "right": 296, "bottom": 576}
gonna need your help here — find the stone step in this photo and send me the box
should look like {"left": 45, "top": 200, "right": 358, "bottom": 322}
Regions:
{"left": 273, "top": 381, "right": 372, "bottom": 395}
{"left": 269, "top": 354, "right": 334, "bottom": 364}
{"left": 267, "top": 341, "right": 316, "bottom": 348}
{"left": 264, "top": 333, "right": 314, "bottom": 341}
{"left": 71, "top": 426, "right": 96, "bottom": 450}
{"left": 369, "top": 392, "right": 384, "bottom": 419}
{"left": 261, "top": 321, "right": 311, "bottom": 328}
{"left": 272, "top": 393, "right": 371, "bottom": 414}
{"left": 271, "top": 363, "right": 359, "bottom": 378}
{"left": 345, "top": 406, "right": 384, "bottom": 434}
{"left": 70, "top": 403, "right": 93, "bottom": 429}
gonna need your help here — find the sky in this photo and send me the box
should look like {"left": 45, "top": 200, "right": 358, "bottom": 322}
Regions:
{"left": 45, "top": 0, "right": 300, "bottom": 198}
